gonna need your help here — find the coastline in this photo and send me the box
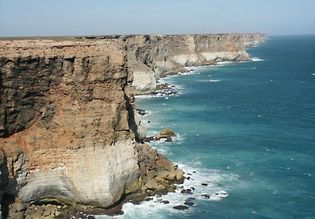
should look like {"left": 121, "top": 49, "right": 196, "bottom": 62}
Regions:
{"left": 121, "top": 60, "right": 251, "bottom": 218}
{"left": 0, "top": 33, "right": 266, "bottom": 218}
{"left": 123, "top": 39, "right": 267, "bottom": 216}
{"left": 131, "top": 36, "right": 315, "bottom": 218}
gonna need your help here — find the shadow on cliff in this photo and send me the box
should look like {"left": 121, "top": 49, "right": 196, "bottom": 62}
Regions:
{"left": 0, "top": 71, "right": 5, "bottom": 137}
{"left": 0, "top": 151, "right": 18, "bottom": 219}
{"left": 123, "top": 92, "right": 141, "bottom": 142}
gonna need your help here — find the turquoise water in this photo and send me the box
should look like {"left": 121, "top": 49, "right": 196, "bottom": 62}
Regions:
{"left": 101, "top": 36, "right": 315, "bottom": 219}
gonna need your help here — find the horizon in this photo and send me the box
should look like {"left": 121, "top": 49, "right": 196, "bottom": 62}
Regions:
{"left": 0, "top": 0, "right": 315, "bottom": 37}
{"left": 0, "top": 33, "right": 315, "bottom": 39}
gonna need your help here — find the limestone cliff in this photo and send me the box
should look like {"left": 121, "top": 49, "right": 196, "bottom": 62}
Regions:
{"left": 127, "top": 33, "right": 265, "bottom": 94}
{"left": 0, "top": 150, "right": 8, "bottom": 218}
{"left": 0, "top": 39, "right": 142, "bottom": 210}
{"left": 0, "top": 33, "right": 264, "bottom": 218}
{"left": 242, "top": 32, "right": 267, "bottom": 47}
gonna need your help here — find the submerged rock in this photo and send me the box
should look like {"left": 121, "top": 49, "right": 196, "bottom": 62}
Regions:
{"left": 161, "top": 200, "right": 170, "bottom": 204}
{"left": 165, "top": 137, "right": 173, "bottom": 143}
{"left": 136, "top": 108, "right": 147, "bottom": 116}
{"left": 184, "top": 201, "right": 195, "bottom": 206}
{"left": 180, "top": 189, "right": 193, "bottom": 194}
{"left": 143, "top": 136, "right": 155, "bottom": 143}
{"left": 186, "top": 197, "right": 196, "bottom": 202}
{"left": 173, "top": 205, "right": 189, "bottom": 210}
{"left": 201, "top": 194, "right": 210, "bottom": 199}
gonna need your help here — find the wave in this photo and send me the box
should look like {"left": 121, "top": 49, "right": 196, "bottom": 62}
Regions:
{"left": 251, "top": 57, "right": 264, "bottom": 62}
{"left": 209, "top": 79, "right": 221, "bottom": 83}
{"left": 311, "top": 73, "right": 315, "bottom": 76}
{"left": 96, "top": 163, "right": 239, "bottom": 219}
{"left": 135, "top": 94, "right": 164, "bottom": 99}
{"left": 178, "top": 70, "right": 199, "bottom": 76}
{"left": 184, "top": 66, "right": 207, "bottom": 72}
{"left": 196, "top": 79, "right": 221, "bottom": 83}
{"left": 216, "top": 61, "right": 234, "bottom": 65}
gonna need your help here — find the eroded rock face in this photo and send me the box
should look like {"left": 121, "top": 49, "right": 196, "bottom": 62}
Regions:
{"left": 0, "top": 39, "right": 141, "bottom": 208}
{"left": 0, "top": 33, "right": 264, "bottom": 214}
{"left": 242, "top": 33, "right": 267, "bottom": 47}
{"left": 0, "top": 150, "right": 9, "bottom": 218}
{"left": 126, "top": 34, "right": 265, "bottom": 94}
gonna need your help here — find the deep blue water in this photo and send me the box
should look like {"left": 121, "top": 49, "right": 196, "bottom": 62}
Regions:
{"left": 101, "top": 36, "right": 315, "bottom": 219}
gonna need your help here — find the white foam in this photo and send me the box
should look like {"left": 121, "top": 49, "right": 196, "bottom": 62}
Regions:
{"left": 216, "top": 61, "right": 234, "bottom": 65}
{"left": 209, "top": 79, "right": 220, "bottom": 83}
{"left": 178, "top": 71, "right": 198, "bottom": 76}
{"left": 209, "top": 190, "right": 229, "bottom": 201}
{"left": 96, "top": 163, "right": 239, "bottom": 219}
{"left": 135, "top": 94, "right": 162, "bottom": 99}
{"left": 195, "top": 79, "right": 220, "bottom": 83}
{"left": 311, "top": 73, "right": 315, "bottom": 76}
{"left": 251, "top": 57, "right": 264, "bottom": 62}
{"left": 184, "top": 66, "right": 198, "bottom": 71}
{"left": 184, "top": 66, "right": 208, "bottom": 72}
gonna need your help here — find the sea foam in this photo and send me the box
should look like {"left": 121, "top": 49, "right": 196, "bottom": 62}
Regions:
{"left": 251, "top": 57, "right": 264, "bottom": 62}
{"left": 96, "top": 163, "right": 239, "bottom": 219}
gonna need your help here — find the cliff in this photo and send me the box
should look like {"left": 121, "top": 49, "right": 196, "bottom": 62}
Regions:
{"left": 0, "top": 33, "right": 264, "bottom": 218}
{"left": 242, "top": 32, "right": 267, "bottom": 47}
{"left": 127, "top": 33, "right": 265, "bottom": 94}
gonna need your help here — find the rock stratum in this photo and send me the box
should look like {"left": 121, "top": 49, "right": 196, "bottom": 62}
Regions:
{"left": 127, "top": 33, "right": 265, "bottom": 94}
{"left": 0, "top": 33, "right": 265, "bottom": 218}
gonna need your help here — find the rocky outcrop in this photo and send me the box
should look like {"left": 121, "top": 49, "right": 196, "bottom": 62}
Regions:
{"left": 0, "top": 33, "right": 264, "bottom": 217}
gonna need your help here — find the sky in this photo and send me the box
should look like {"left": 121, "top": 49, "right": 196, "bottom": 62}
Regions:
{"left": 0, "top": 0, "right": 314, "bottom": 37}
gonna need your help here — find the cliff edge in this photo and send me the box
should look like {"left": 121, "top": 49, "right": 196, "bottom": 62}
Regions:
{"left": 126, "top": 33, "right": 265, "bottom": 94}
{"left": 0, "top": 33, "right": 265, "bottom": 218}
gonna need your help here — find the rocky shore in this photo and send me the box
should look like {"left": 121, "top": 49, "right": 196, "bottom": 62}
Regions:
{"left": 0, "top": 33, "right": 265, "bottom": 218}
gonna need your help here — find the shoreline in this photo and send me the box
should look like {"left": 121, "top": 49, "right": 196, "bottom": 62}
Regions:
{"left": 134, "top": 57, "right": 261, "bottom": 99}
{"left": 119, "top": 51, "right": 266, "bottom": 216}
{"left": 0, "top": 33, "right": 266, "bottom": 218}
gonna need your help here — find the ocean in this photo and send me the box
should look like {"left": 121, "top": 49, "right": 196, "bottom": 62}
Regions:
{"left": 99, "top": 35, "right": 315, "bottom": 219}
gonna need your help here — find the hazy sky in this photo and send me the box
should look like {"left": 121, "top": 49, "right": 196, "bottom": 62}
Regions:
{"left": 0, "top": 0, "right": 314, "bottom": 37}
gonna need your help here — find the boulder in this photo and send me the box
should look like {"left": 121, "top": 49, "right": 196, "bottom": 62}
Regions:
{"left": 156, "top": 128, "right": 176, "bottom": 139}
{"left": 175, "top": 169, "right": 184, "bottom": 182}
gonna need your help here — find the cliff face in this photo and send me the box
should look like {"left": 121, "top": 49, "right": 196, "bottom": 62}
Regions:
{"left": 0, "top": 39, "right": 142, "bottom": 209}
{"left": 0, "top": 150, "right": 8, "bottom": 218}
{"left": 242, "top": 33, "right": 267, "bottom": 47}
{"left": 127, "top": 34, "right": 262, "bottom": 94}
{"left": 0, "top": 33, "right": 264, "bottom": 216}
